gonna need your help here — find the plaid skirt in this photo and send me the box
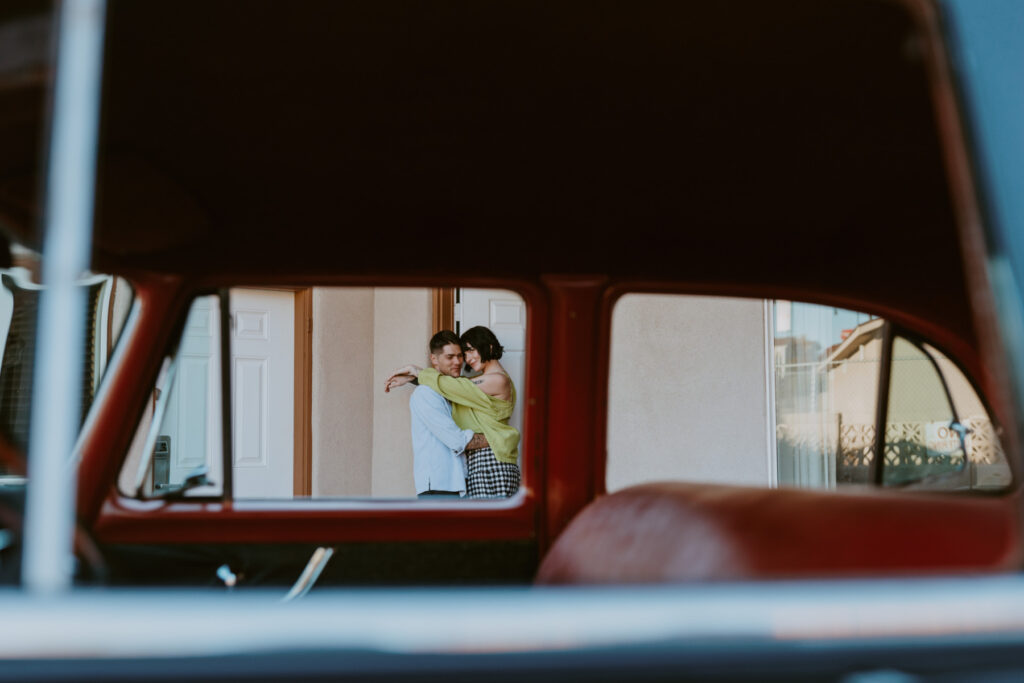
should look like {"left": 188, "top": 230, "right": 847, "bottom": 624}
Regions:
{"left": 465, "top": 446, "right": 520, "bottom": 498}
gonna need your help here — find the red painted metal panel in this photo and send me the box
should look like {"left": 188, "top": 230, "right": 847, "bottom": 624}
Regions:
{"left": 84, "top": 276, "right": 549, "bottom": 547}
{"left": 94, "top": 497, "right": 535, "bottom": 545}
{"left": 76, "top": 275, "right": 189, "bottom": 524}
{"left": 539, "top": 276, "right": 607, "bottom": 550}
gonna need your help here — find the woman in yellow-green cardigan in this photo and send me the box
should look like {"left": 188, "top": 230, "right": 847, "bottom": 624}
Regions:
{"left": 385, "top": 326, "right": 520, "bottom": 498}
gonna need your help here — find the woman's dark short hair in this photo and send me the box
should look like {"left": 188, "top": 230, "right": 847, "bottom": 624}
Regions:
{"left": 461, "top": 326, "right": 503, "bottom": 361}
{"left": 429, "top": 330, "right": 461, "bottom": 354}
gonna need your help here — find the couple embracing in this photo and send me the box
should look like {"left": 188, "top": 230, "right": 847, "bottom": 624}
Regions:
{"left": 384, "top": 326, "right": 520, "bottom": 499}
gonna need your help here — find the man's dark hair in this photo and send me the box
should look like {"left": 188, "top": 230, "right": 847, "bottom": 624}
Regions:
{"left": 429, "top": 329, "right": 461, "bottom": 354}
{"left": 461, "top": 326, "right": 504, "bottom": 361}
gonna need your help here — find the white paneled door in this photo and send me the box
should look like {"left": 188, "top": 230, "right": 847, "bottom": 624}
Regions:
{"left": 166, "top": 296, "right": 222, "bottom": 490}
{"left": 457, "top": 288, "right": 526, "bottom": 437}
{"left": 231, "top": 289, "right": 294, "bottom": 498}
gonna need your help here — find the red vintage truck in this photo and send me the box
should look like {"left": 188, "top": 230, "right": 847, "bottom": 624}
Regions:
{"left": 2, "top": 0, "right": 1024, "bottom": 679}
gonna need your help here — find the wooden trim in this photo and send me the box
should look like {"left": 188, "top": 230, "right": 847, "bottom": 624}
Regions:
{"left": 432, "top": 288, "right": 455, "bottom": 333}
{"left": 293, "top": 288, "right": 313, "bottom": 496}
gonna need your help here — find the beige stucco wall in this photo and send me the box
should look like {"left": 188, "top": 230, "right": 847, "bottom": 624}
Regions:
{"left": 370, "top": 288, "right": 432, "bottom": 497}
{"left": 829, "top": 337, "right": 989, "bottom": 428}
{"left": 888, "top": 339, "right": 985, "bottom": 422}
{"left": 606, "top": 294, "right": 770, "bottom": 491}
{"left": 311, "top": 287, "right": 431, "bottom": 497}
{"left": 311, "top": 288, "right": 375, "bottom": 496}
{"left": 829, "top": 336, "right": 883, "bottom": 427}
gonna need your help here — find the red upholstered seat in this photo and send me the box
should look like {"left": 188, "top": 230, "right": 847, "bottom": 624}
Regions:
{"left": 535, "top": 482, "right": 1021, "bottom": 584}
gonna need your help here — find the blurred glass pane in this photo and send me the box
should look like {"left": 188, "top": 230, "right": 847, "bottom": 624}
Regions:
{"left": 120, "top": 295, "right": 223, "bottom": 499}
{"left": 0, "top": 267, "right": 134, "bottom": 476}
{"left": 921, "top": 343, "right": 1012, "bottom": 490}
{"left": 774, "top": 302, "right": 881, "bottom": 488}
{"left": 883, "top": 338, "right": 965, "bottom": 487}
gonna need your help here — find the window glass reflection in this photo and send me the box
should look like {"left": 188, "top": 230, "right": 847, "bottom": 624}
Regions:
{"left": 0, "top": 262, "right": 134, "bottom": 477}
{"left": 774, "top": 305, "right": 882, "bottom": 488}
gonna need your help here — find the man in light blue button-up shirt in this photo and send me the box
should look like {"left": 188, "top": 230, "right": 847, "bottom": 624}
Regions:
{"left": 406, "top": 330, "right": 487, "bottom": 497}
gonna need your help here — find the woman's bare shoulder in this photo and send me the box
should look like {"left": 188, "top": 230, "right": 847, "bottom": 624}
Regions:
{"left": 471, "top": 372, "right": 511, "bottom": 397}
